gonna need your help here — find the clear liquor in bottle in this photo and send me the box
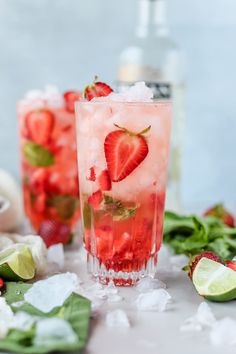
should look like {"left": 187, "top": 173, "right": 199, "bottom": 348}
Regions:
{"left": 117, "top": 0, "right": 185, "bottom": 211}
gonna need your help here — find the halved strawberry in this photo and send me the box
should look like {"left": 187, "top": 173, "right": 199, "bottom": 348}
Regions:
{"left": 225, "top": 260, "right": 236, "bottom": 271}
{"left": 104, "top": 125, "right": 150, "bottom": 182}
{"left": 30, "top": 169, "right": 48, "bottom": 193}
{"left": 98, "top": 169, "right": 111, "bottom": 191}
{"left": 185, "top": 251, "right": 223, "bottom": 279}
{"left": 87, "top": 167, "right": 96, "bottom": 181}
{"left": 25, "top": 109, "right": 55, "bottom": 145}
{"left": 204, "top": 203, "right": 235, "bottom": 227}
{"left": 88, "top": 190, "right": 103, "bottom": 209}
{"left": 84, "top": 80, "right": 113, "bottom": 101}
{"left": 64, "top": 91, "right": 82, "bottom": 113}
{"left": 38, "top": 220, "right": 71, "bottom": 247}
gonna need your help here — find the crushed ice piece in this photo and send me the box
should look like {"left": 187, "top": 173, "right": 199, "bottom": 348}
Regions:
{"left": 210, "top": 317, "right": 236, "bottom": 346}
{"left": 34, "top": 318, "right": 78, "bottom": 346}
{"left": 157, "top": 245, "right": 189, "bottom": 273}
{"left": 135, "top": 289, "right": 171, "bottom": 312}
{"left": 136, "top": 277, "right": 166, "bottom": 293}
{"left": 180, "top": 302, "right": 216, "bottom": 332}
{"left": 106, "top": 309, "right": 130, "bottom": 328}
{"left": 10, "top": 312, "right": 37, "bottom": 331}
{"left": 47, "top": 243, "right": 65, "bottom": 270}
{"left": 24, "top": 273, "right": 79, "bottom": 313}
{"left": 0, "top": 298, "right": 14, "bottom": 339}
{"left": 104, "top": 281, "right": 118, "bottom": 295}
{"left": 103, "top": 82, "right": 153, "bottom": 102}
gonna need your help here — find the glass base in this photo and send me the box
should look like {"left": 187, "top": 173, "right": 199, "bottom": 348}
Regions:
{"left": 87, "top": 252, "right": 157, "bottom": 286}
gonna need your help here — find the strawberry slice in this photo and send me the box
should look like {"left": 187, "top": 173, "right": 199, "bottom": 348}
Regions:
{"left": 25, "top": 109, "right": 55, "bottom": 145}
{"left": 64, "top": 91, "right": 82, "bottom": 113}
{"left": 98, "top": 169, "right": 111, "bottom": 191}
{"left": 84, "top": 79, "right": 113, "bottom": 101}
{"left": 87, "top": 166, "right": 96, "bottom": 181}
{"left": 104, "top": 125, "right": 150, "bottom": 182}
{"left": 88, "top": 190, "right": 103, "bottom": 209}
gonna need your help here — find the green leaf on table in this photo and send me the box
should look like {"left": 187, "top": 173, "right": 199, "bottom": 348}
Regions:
{"left": 163, "top": 211, "right": 236, "bottom": 259}
{"left": 0, "top": 281, "right": 91, "bottom": 354}
{"left": 47, "top": 195, "right": 79, "bottom": 220}
{"left": 23, "top": 142, "right": 54, "bottom": 167}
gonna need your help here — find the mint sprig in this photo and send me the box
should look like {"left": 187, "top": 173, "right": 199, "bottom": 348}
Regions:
{"left": 23, "top": 142, "right": 54, "bottom": 167}
{"left": 164, "top": 211, "right": 236, "bottom": 259}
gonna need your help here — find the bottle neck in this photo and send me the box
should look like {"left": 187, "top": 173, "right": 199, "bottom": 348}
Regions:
{"left": 136, "top": 0, "right": 169, "bottom": 38}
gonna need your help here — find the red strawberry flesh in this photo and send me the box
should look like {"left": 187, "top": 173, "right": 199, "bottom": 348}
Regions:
{"left": 64, "top": 91, "right": 82, "bottom": 113}
{"left": 225, "top": 260, "right": 236, "bottom": 271}
{"left": 88, "top": 190, "right": 103, "bottom": 209}
{"left": 25, "top": 109, "right": 55, "bottom": 145}
{"left": 84, "top": 81, "right": 113, "bottom": 101}
{"left": 38, "top": 220, "right": 71, "bottom": 248}
{"left": 98, "top": 169, "right": 111, "bottom": 191}
{"left": 104, "top": 127, "right": 149, "bottom": 182}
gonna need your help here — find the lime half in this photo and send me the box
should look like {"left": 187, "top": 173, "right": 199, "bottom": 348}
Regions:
{"left": 192, "top": 257, "right": 236, "bottom": 302}
{"left": 0, "top": 245, "right": 36, "bottom": 281}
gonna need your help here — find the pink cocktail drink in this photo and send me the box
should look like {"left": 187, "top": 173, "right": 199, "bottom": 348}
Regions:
{"left": 76, "top": 98, "right": 171, "bottom": 285}
{"left": 18, "top": 87, "right": 81, "bottom": 239}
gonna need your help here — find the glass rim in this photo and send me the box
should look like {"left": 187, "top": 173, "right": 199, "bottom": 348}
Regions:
{"left": 75, "top": 99, "right": 171, "bottom": 107}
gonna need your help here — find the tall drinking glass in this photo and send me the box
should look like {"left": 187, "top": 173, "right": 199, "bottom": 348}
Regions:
{"left": 76, "top": 100, "right": 171, "bottom": 285}
{"left": 18, "top": 88, "right": 80, "bottom": 235}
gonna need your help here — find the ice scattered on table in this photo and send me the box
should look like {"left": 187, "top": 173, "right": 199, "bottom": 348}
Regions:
{"left": 95, "top": 82, "right": 153, "bottom": 102}
{"left": 47, "top": 243, "right": 65, "bottom": 270}
{"left": 157, "top": 245, "right": 189, "bottom": 273}
{"left": 0, "top": 298, "right": 14, "bottom": 339}
{"left": 10, "top": 311, "right": 37, "bottom": 331}
{"left": 210, "top": 317, "right": 236, "bottom": 346}
{"left": 106, "top": 309, "right": 130, "bottom": 328}
{"left": 24, "top": 272, "right": 79, "bottom": 313}
{"left": 136, "top": 277, "right": 166, "bottom": 293}
{"left": 34, "top": 318, "right": 78, "bottom": 347}
{"left": 135, "top": 289, "right": 171, "bottom": 312}
{"left": 180, "top": 302, "right": 216, "bottom": 332}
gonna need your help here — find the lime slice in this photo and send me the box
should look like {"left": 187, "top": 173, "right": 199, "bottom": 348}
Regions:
{"left": 192, "top": 257, "right": 236, "bottom": 302}
{"left": 0, "top": 245, "right": 36, "bottom": 281}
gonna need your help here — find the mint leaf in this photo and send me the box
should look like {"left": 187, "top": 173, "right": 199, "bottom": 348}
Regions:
{"left": 1, "top": 282, "right": 91, "bottom": 354}
{"left": 83, "top": 203, "right": 92, "bottom": 229}
{"left": 47, "top": 195, "right": 79, "bottom": 221}
{"left": 163, "top": 211, "right": 236, "bottom": 259}
{"left": 103, "top": 195, "right": 138, "bottom": 221}
{"left": 24, "top": 142, "right": 54, "bottom": 167}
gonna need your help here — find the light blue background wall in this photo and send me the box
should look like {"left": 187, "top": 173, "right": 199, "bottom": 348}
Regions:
{"left": 0, "top": 0, "right": 235, "bottom": 208}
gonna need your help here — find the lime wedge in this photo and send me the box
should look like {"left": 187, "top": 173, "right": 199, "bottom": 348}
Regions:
{"left": 192, "top": 257, "right": 236, "bottom": 302}
{"left": 0, "top": 245, "right": 36, "bottom": 281}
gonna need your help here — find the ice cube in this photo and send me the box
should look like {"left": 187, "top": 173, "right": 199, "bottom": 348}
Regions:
{"left": 180, "top": 302, "right": 216, "bottom": 332}
{"left": 25, "top": 89, "right": 44, "bottom": 100}
{"left": 135, "top": 289, "right": 171, "bottom": 312}
{"left": 24, "top": 273, "right": 79, "bottom": 313}
{"left": 47, "top": 243, "right": 65, "bottom": 270}
{"left": 34, "top": 318, "right": 78, "bottom": 346}
{"left": 0, "top": 298, "right": 14, "bottom": 339}
{"left": 104, "top": 280, "right": 118, "bottom": 295}
{"left": 136, "top": 277, "right": 166, "bottom": 293}
{"left": 106, "top": 82, "right": 153, "bottom": 102}
{"left": 106, "top": 309, "right": 130, "bottom": 328}
{"left": 170, "top": 254, "right": 189, "bottom": 271}
{"left": 11, "top": 311, "right": 37, "bottom": 331}
{"left": 210, "top": 317, "right": 236, "bottom": 346}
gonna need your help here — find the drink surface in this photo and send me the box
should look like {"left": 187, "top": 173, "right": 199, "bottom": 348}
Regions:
{"left": 18, "top": 91, "right": 80, "bottom": 232}
{"left": 76, "top": 100, "right": 171, "bottom": 285}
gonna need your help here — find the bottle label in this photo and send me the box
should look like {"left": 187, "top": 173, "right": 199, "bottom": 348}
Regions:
{"left": 117, "top": 81, "right": 172, "bottom": 100}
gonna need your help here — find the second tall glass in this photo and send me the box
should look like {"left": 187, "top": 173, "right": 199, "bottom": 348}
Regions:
{"left": 76, "top": 100, "right": 171, "bottom": 285}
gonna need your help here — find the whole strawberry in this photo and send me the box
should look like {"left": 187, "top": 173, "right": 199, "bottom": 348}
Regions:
{"left": 185, "top": 251, "right": 223, "bottom": 279}
{"left": 204, "top": 203, "right": 235, "bottom": 228}
{"left": 38, "top": 220, "right": 72, "bottom": 248}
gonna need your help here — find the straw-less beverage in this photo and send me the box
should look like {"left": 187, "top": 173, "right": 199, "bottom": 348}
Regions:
{"left": 18, "top": 87, "right": 81, "bottom": 235}
{"left": 76, "top": 98, "right": 171, "bottom": 285}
